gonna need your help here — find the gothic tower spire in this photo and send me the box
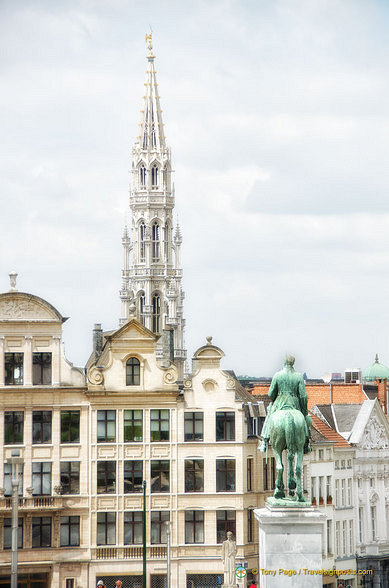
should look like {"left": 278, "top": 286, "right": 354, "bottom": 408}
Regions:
{"left": 120, "top": 34, "right": 186, "bottom": 378}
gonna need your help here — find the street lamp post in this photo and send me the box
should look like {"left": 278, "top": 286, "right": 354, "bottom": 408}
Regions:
{"left": 7, "top": 449, "right": 23, "bottom": 588}
{"left": 143, "top": 480, "right": 147, "bottom": 588}
{"left": 164, "top": 521, "right": 171, "bottom": 588}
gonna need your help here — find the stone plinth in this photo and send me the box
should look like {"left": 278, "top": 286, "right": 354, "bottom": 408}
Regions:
{"left": 254, "top": 503, "right": 326, "bottom": 588}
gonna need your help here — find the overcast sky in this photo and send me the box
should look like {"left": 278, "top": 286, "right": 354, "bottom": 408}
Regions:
{"left": 1, "top": 0, "right": 389, "bottom": 378}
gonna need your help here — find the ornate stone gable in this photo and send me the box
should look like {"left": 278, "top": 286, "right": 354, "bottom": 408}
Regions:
{"left": 0, "top": 292, "right": 63, "bottom": 322}
{"left": 360, "top": 413, "right": 389, "bottom": 450}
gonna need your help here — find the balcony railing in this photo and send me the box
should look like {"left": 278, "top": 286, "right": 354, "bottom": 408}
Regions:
{"left": 0, "top": 495, "right": 64, "bottom": 511}
{"left": 94, "top": 546, "right": 167, "bottom": 560}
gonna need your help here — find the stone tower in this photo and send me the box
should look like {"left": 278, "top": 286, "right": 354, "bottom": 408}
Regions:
{"left": 120, "top": 34, "right": 186, "bottom": 378}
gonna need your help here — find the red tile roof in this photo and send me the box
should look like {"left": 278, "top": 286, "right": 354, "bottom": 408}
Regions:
{"left": 310, "top": 414, "right": 351, "bottom": 448}
{"left": 251, "top": 382, "right": 367, "bottom": 410}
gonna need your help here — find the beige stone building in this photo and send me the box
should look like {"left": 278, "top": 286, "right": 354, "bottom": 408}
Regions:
{"left": 0, "top": 285, "right": 266, "bottom": 588}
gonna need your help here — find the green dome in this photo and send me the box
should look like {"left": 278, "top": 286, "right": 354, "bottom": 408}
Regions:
{"left": 363, "top": 354, "right": 389, "bottom": 381}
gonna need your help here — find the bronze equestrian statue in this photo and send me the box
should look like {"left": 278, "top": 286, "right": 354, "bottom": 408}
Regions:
{"left": 258, "top": 355, "right": 312, "bottom": 502}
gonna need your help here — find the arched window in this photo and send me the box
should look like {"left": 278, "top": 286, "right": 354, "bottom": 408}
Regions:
{"left": 152, "top": 222, "right": 160, "bottom": 262}
{"left": 139, "top": 165, "right": 146, "bottom": 189}
{"left": 163, "top": 222, "right": 170, "bottom": 261}
{"left": 151, "top": 165, "right": 159, "bottom": 189}
{"left": 126, "top": 357, "right": 140, "bottom": 386}
{"left": 152, "top": 294, "right": 161, "bottom": 333}
{"left": 139, "top": 222, "right": 146, "bottom": 263}
{"left": 139, "top": 292, "right": 145, "bottom": 326}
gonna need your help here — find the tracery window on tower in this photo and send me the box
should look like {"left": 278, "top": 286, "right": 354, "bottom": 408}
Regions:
{"left": 139, "top": 165, "right": 146, "bottom": 189}
{"left": 152, "top": 294, "right": 161, "bottom": 333}
{"left": 152, "top": 222, "right": 160, "bottom": 262}
{"left": 151, "top": 165, "right": 159, "bottom": 189}
{"left": 139, "top": 222, "right": 146, "bottom": 263}
{"left": 139, "top": 292, "right": 145, "bottom": 326}
{"left": 163, "top": 222, "right": 169, "bottom": 261}
{"left": 150, "top": 104, "right": 156, "bottom": 148}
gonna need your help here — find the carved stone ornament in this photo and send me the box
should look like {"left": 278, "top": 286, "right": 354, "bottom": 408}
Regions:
{"left": 184, "top": 379, "right": 192, "bottom": 388}
{"left": 88, "top": 366, "right": 104, "bottom": 386}
{"left": 361, "top": 415, "right": 389, "bottom": 450}
{"left": 0, "top": 299, "right": 45, "bottom": 318}
{"left": 163, "top": 366, "right": 178, "bottom": 384}
{"left": 369, "top": 489, "right": 379, "bottom": 504}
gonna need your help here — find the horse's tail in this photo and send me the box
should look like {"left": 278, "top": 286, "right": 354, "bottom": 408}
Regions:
{"left": 286, "top": 411, "right": 297, "bottom": 454}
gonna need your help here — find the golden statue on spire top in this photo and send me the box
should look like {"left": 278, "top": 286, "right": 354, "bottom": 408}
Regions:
{"left": 145, "top": 32, "right": 154, "bottom": 58}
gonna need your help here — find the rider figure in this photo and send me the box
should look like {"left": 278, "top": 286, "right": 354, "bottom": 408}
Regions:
{"left": 258, "top": 355, "right": 312, "bottom": 453}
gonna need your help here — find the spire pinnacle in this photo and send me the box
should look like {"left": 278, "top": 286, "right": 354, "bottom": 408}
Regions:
{"left": 137, "top": 33, "right": 165, "bottom": 152}
{"left": 145, "top": 32, "right": 155, "bottom": 60}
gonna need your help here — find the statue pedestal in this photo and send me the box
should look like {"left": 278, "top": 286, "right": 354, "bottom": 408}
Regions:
{"left": 254, "top": 502, "right": 326, "bottom": 588}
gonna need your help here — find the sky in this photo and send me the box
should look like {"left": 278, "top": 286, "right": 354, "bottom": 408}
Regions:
{"left": 1, "top": 0, "right": 389, "bottom": 378}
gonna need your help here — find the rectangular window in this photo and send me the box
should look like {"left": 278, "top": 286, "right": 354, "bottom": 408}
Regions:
{"left": 319, "top": 476, "right": 324, "bottom": 502}
{"left": 359, "top": 507, "right": 364, "bottom": 543}
{"left": 185, "top": 510, "right": 204, "bottom": 544}
{"left": 263, "top": 458, "right": 268, "bottom": 491}
{"left": 335, "top": 479, "right": 340, "bottom": 506}
{"left": 61, "top": 410, "right": 80, "bottom": 443}
{"left": 124, "top": 511, "right": 143, "bottom": 544}
{"left": 216, "top": 459, "right": 235, "bottom": 492}
{"left": 371, "top": 506, "right": 376, "bottom": 541}
{"left": 326, "top": 476, "right": 332, "bottom": 502}
{"left": 311, "top": 476, "right": 316, "bottom": 501}
{"left": 32, "top": 411, "right": 52, "bottom": 444}
{"left": 247, "top": 509, "right": 254, "bottom": 543}
{"left": 97, "top": 512, "right": 116, "bottom": 545}
{"left": 97, "top": 410, "right": 116, "bottom": 442}
{"left": 60, "top": 462, "right": 80, "bottom": 495}
{"left": 184, "top": 412, "right": 203, "bottom": 441}
{"left": 97, "top": 461, "right": 116, "bottom": 494}
{"left": 342, "top": 520, "right": 347, "bottom": 556}
{"left": 151, "top": 460, "right": 170, "bottom": 493}
{"left": 247, "top": 458, "right": 253, "bottom": 491}
{"left": 32, "top": 353, "right": 52, "bottom": 385}
{"left": 5, "top": 353, "right": 23, "bottom": 385}
{"left": 336, "top": 521, "right": 340, "bottom": 555}
{"left": 124, "top": 410, "right": 143, "bottom": 442}
{"left": 151, "top": 511, "right": 169, "bottom": 544}
{"left": 60, "top": 516, "right": 80, "bottom": 546}
{"left": 216, "top": 510, "right": 236, "bottom": 544}
{"left": 327, "top": 520, "right": 332, "bottom": 555}
{"left": 4, "top": 411, "right": 24, "bottom": 444}
{"left": 3, "top": 517, "right": 23, "bottom": 549}
{"left": 184, "top": 459, "right": 204, "bottom": 492}
{"left": 349, "top": 520, "right": 353, "bottom": 555}
{"left": 32, "top": 462, "right": 51, "bottom": 495}
{"left": 216, "top": 412, "right": 235, "bottom": 441}
{"left": 318, "top": 449, "right": 324, "bottom": 460}
{"left": 32, "top": 516, "right": 51, "bottom": 548}
{"left": 347, "top": 478, "right": 352, "bottom": 505}
{"left": 66, "top": 580, "right": 75, "bottom": 588}
{"left": 150, "top": 409, "right": 169, "bottom": 442}
{"left": 270, "top": 457, "right": 276, "bottom": 490}
{"left": 341, "top": 479, "right": 345, "bottom": 506}
{"left": 4, "top": 463, "right": 23, "bottom": 496}
{"left": 303, "top": 465, "right": 308, "bottom": 492}
{"left": 124, "top": 460, "right": 143, "bottom": 493}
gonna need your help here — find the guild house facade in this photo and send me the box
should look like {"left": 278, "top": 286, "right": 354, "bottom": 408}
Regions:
{"left": 0, "top": 36, "right": 267, "bottom": 588}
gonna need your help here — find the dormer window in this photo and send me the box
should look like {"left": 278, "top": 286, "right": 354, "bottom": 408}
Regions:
{"left": 126, "top": 357, "right": 140, "bottom": 386}
{"left": 151, "top": 165, "right": 159, "bottom": 189}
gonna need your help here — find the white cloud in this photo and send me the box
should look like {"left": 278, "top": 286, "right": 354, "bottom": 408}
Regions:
{"left": 1, "top": 0, "right": 389, "bottom": 377}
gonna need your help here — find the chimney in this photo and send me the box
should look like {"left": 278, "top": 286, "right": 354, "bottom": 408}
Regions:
{"left": 93, "top": 324, "right": 103, "bottom": 359}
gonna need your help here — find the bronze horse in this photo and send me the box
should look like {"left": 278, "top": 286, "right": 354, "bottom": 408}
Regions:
{"left": 268, "top": 408, "right": 307, "bottom": 501}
